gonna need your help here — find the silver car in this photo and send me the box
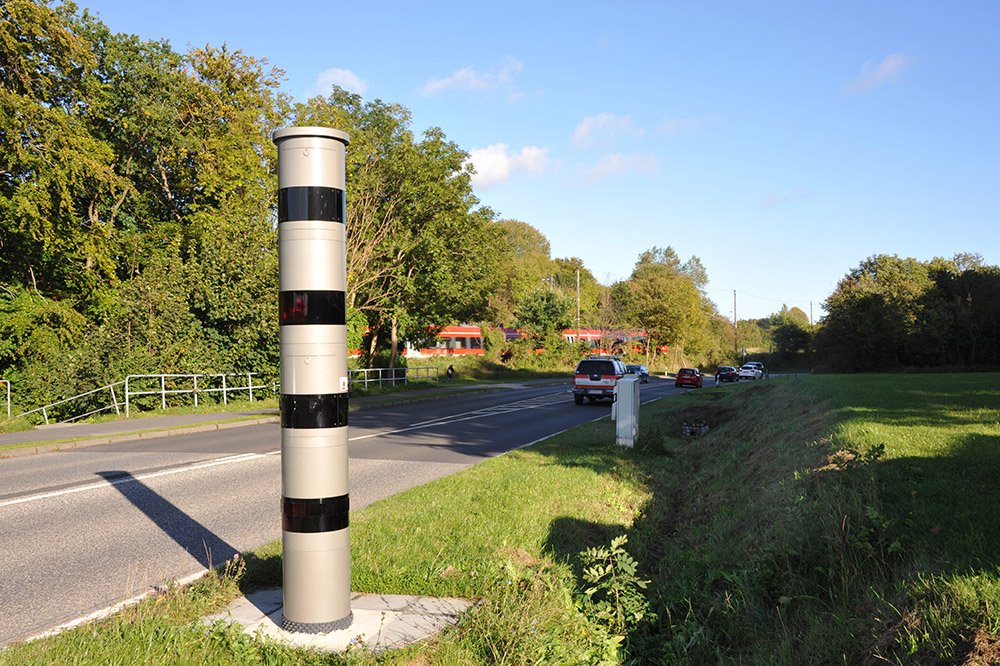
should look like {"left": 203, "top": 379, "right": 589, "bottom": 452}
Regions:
{"left": 738, "top": 363, "right": 763, "bottom": 380}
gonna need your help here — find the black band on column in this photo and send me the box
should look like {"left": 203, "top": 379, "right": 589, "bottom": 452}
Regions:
{"left": 278, "top": 186, "right": 345, "bottom": 223}
{"left": 281, "top": 393, "right": 348, "bottom": 428}
{"left": 282, "top": 494, "right": 349, "bottom": 533}
{"left": 279, "top": 290, "right": 346, "bottom": 325}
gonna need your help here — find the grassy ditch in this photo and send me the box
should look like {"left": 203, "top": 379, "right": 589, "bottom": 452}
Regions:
{"left": 3, "top": 374, "right": 999, "bottom": 664}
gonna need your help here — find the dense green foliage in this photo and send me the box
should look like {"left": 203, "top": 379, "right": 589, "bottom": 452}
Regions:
{"left": 292, "top": 90, "right": 504, "bottom": 366}
{"left": 817, "top": 253, "right": 1000, "bottom": 371}
{"left": 615, "top": 247, "right": 715, "bottom": 363}
{"left": 2, "top": 0, "right": 742, "bottom": 419}
{"left": 0, "top": 1, "right": 505, "bottom": 413}
{"left": 2, "top": 0, "right": 287, "bottom": 412}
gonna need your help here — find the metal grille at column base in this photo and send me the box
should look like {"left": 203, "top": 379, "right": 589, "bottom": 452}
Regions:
{"left": 282, "top": 612, "right": 354, "bottom": 634}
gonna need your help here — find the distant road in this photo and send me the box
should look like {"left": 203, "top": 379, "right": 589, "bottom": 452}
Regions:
{"left": 0, "top": 378, "right": 680, "bottom": 646}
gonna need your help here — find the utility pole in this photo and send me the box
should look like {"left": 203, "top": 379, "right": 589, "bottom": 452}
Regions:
{"left": 733, "top": 290, "right": 738, "bottom": 360}
{"left": 576, "top": 269, "right": 581, "bottom": 346}
{"left": 810, "top": 301, "right": 813, "bottom": 326}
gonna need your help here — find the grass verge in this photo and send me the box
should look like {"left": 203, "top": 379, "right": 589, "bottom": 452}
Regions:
{"left": 3, "top": 374, "right": 999, "bottom": 664}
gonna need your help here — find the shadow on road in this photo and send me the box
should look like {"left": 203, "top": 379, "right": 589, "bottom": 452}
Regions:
{"left": 97, "top": 470, "right": 240, "bottom": 570}
{"left": 96, "top": 470, "right": 282, "bottom": 618}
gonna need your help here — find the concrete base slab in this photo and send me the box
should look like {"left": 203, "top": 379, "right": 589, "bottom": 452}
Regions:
{"left": 202, "top": 588, "right": 473, "bottom": 653}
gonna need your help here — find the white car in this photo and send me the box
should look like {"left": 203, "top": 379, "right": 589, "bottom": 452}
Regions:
{"left": 738, "top": 363, "right": 764, "bottom": 380}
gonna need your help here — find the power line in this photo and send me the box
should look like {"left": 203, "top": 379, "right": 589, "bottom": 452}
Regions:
{"left": 707, "top": 288, "right": 822, "bottom": 306}
{"left": 589, "top": 268, "right": 629, "bottom": 285}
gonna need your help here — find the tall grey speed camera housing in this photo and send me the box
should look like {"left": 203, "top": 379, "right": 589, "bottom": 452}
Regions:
{"left": 273, "top": 126, "right": 352, "bottom": 633}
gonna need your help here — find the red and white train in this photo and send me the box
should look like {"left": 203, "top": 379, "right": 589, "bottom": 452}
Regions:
{"left": 401, "top": 325, "right": 665, "bottom": 357}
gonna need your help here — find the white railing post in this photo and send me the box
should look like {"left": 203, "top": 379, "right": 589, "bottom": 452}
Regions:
{"left": 11, "top": 367, "right": 431, "bottom": 424}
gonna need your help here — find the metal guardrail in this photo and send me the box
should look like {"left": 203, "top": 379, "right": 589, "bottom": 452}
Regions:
{"left": 15, "top": 381, "right": 125, "bottom": 425}
{"left": 1, "top": 379, "right": 9, "bottom": 420}
{"left": 10, "top": 373, "right": 270, "bottom": 424}
{"left": 349, "top": 366, "right": 438, "bottom": 389}
{"left": 124, "top": 373, "right": 268, "bottom": 418}
{"left": 7, "top": 367, "right": 437, "bottom": 425}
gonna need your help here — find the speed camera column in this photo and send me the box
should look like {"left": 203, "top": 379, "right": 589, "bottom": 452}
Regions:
{"left": 272, "top": 126, "right": 352, "bottom": 633}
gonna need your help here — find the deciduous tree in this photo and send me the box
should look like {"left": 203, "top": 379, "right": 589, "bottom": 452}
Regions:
{"left": 294, "top": 89, "right": 503, "bottom": 366}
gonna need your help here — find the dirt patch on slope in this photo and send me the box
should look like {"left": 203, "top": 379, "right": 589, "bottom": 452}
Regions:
{"left": 954, "top": 628, "right": 1000, "bottom": 665}
{"left": 667, "top": 402, "right": 740, "bottom": 437}
{"left": 862, "top": 624, "right": 1000, "bottom": 665}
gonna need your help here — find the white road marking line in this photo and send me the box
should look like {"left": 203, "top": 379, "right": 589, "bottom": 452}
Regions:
{"left": 4, "top": 395, "right": 568, "bottom": 504}
{"left": 349, "top": 393, "right": 569, "bottom": 442}
{"left": 0, "top": 451, "right": 279, "bottom": 508}
{"left": 3, "top": 385, "right": 648, "bottom": 507}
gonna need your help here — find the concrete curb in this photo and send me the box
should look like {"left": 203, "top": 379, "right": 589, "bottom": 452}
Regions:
{"left": 203, "top": 588, "right": 476, "bottom": 653}
{"left": 0, "top": 416, "right": 280, "bottom": 458}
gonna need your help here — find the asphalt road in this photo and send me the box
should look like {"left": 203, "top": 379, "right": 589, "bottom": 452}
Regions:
{"left": 0, "top": 378, "right": 683, "bottom": 647}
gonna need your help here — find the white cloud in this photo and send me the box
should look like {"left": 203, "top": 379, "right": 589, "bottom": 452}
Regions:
{"left": 761, "top": 188, "right": 811, "bottom": 209}
{"left": 309, "top": 68, "right": 368, "bottom": 96}
{"left": 572, "top": 113, "right": 643, "bottom": 149}
{"left": 580, "top": 153, "right": 657, "bottom": 185}
{"left": 466, "top": 143, "right": 550, "bottom": 189}
{"left": 845, "top": 53, "right": 908, "bottom": 94}
{"left": 422, "top": 56, "right": 524, "bottom": 97}
{"left": 658, "top": 113, "right": 719, "bottom": 135}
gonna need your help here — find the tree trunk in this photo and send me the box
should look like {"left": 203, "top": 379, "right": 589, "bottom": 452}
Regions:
{"left": 367, "top": 327, "right": 379, "bottom": 368}
{"left": 389, "top": 316, "right": 399, "bottom": 369}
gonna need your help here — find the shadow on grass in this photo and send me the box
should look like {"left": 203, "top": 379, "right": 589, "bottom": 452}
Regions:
{"left": 545, "top": 516, "right": 625, "bottom": 576}
{"left": 870, "top": 431, "right": 1000, "bottom": 572}
{"left": 537, "top": 430, "right": 676, "bottom": 658}
{"left": 238, "top": 551, "right": 283, "bottom": 594}
{"left": 543, "top": 504, "right": 666, "bottom": 659}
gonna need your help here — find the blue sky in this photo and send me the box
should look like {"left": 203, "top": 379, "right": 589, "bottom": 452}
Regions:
{"left": 78, "top": 0, "right": 999, "bottom": 321}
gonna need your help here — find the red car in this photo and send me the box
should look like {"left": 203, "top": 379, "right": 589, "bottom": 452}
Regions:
{"left": 674, "top": 367, "right": 703, "bottom": 388}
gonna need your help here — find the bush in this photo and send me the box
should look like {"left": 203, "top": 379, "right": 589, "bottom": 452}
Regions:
{"left": 480, "top": 323, "right": 508, "bottom": 363}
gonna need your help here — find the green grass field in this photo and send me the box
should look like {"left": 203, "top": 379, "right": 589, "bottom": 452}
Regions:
{"left": 3, "top": 374, "right": 998, "bottom": 665}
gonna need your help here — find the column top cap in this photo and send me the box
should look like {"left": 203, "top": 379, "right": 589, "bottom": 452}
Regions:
{"left": 272, "top": 127, "right": 350, "bottom": 146}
